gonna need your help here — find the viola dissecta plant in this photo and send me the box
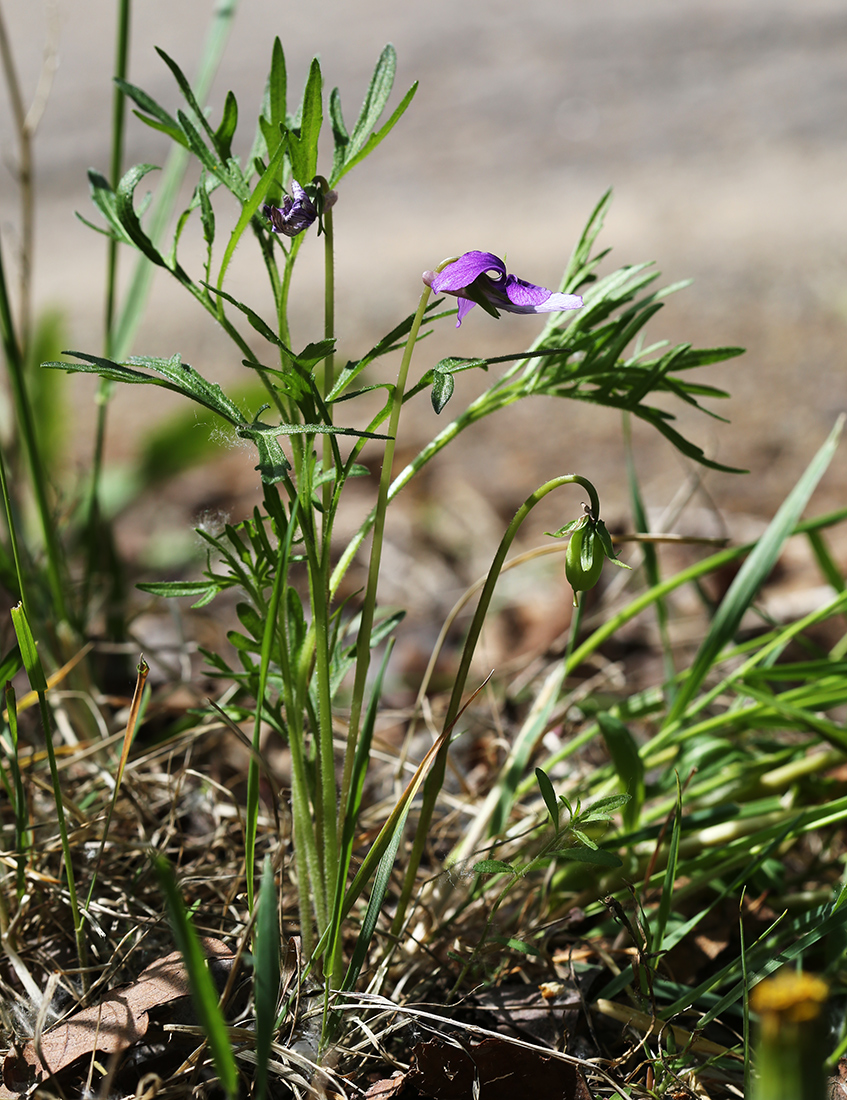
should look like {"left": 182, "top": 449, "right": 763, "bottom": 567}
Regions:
{"left": 43, "top": 37, "right": 744, "bottom": 1039}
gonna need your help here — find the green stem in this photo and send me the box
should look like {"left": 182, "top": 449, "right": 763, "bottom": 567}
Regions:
{"left": 293, "top": 357, "right": 525, "bottom": 712}
{"left": 0, "top": 0, "right": 33, "bottom": 348}
{"left": 329, "top": 377, "right": 526, "bottom": 599}
{"left": 272, "top": 482, "right": 324, "bottom": 954}
{"left": 300, "top": 493, "right": 338, "bottom": 930}
{"left": 105, "top": 0, "right": 131, "bottom": 345}
{"left": 319, "top": 181, "right": 335, "bottom": 526}
{"left": 276, "top": 233, "right": 303, "bottom": 351}
{"left": 564, "top": 594, "right": 584, "bottom": 668}
{"left": 245, "top": 497, "right": 291, "bottom": 912}
{"left": 391, "top": 473, "right": 601, "bottom": 937}
{"left": 0, "top": 239, "right": 68, "bottom": 624}
{"left": 5, "top": 684, "right": 28, "bottom": 899}
{"left": 37, "top": 687, "right": 87, "bottom": 981}
{"left": 337, "top": 277, "right": 435, "bottom": 835}
{"left": 84, "top": 0, "right": 132, "bottom": 620}
{"left": 0, "top": 432, "right": 30, "bottom": 623}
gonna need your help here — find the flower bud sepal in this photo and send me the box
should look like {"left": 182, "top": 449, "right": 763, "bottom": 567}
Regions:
{"left": 549, "top": 506, "right": 630, "bottom": 607}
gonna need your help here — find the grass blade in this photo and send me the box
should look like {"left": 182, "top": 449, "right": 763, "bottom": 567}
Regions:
{"left": 254, "top": 857, "right": 280, "bottom": 1100}
{"left": 664, "top": 416, "right": 843, "bottom": 728}
{"left": 653, "top": 773, "right": 682, "bottom": 955}
{"left": 4, "top": 683, "right": 29, "bottom": 896}
{"left": 156, "top": 856, "right": 239, "bottom": 1099}
{"left": 10, "top": 602, "right": 86, "bottom": 980}
{"left": 597, "top": 711, "right": 645, "bottom": 830}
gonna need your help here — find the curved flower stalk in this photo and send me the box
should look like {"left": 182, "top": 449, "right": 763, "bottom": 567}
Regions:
{"left": 423, "top": 250, "right": 583, "bottom": 326}
{"left": 390, "top": 474, "right": 609, "bottom": 936}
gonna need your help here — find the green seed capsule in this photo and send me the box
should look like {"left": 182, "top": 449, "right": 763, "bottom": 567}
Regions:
{"left": 566, "top": 521, "right": 604, "bottom": 606}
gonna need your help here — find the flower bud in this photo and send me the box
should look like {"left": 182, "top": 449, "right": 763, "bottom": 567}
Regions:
{"left": 565, "top": 519, "right": 604, "bottom": 606}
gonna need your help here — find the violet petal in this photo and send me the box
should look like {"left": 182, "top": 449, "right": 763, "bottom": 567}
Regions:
{"left": 429, "top": 251, "right": 505, "bottom": 294}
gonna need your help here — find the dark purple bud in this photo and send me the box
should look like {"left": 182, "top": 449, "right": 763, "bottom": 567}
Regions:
{"left": 262, "top": 180, "right": 329, "bottom": 237}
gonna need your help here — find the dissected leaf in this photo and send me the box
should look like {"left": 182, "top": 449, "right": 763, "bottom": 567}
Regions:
{"left": 330, "top": 45, "right": 418, "bottom": 184}
{"left": 214, "top": 90, "right": 239, "bottom": 160}
{"left": 558, "top": 846, "right": 622, "bottom": 867}
{"left": 474, "top": 859, "right": 516, "bottom": 875}
{"left": 44, "top": 351, "right": 247, "bottom": 426}
{"left": 288, "top": 57, "right": 322, "bottom": 184}
{"left": 535, "top": 767, "right": 560, "bottom": 831}
{"left": 430, "top": 369, "right": 454, "bottom": 414}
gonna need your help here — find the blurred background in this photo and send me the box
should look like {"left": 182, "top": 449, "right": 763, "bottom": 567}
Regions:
{"left": 1, "top": 0, "right": 846, "bottom": 600}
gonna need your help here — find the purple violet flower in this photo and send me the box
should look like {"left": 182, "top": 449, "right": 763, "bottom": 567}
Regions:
{"left": 423, "top": 251, "right": 583, "bottom": 327}
{"left": 262, "top": 181, "right": 337, "bottom": 237}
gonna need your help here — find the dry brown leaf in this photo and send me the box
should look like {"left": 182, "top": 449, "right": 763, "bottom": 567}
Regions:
{"left": 0, "top": 938, "right": 233, "bottom": 1097}
{"left": 363, "top": 1073, "right": 407, "bottom": 1099}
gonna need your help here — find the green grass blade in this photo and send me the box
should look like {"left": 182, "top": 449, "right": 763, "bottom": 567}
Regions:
{"left": 808, "top": 528, "right": 845, "bottom": 592}
{"left": 4, "top": 683, "right": 28, "bottom": 896}
{"left": 699, "top": 892, "right": 847, "bottom": 1029}
{"left": 343, "top": 685, "right": 484, "bottom": 922}
{"left": 596, "top": 712, "right": 645, "bottom": 830}
{"left": 10, "top": 603, "right": 86, "bottom": 978}
{"left": 653, "top": 774, "right": 683, "bottom": 955}
{"left": 664, "top": 417, "right": 843, "bottom": 728}
{"left": 246, "top": 495, "right": 297, "bottom": 910}
{"left": 0, "top": 243, "right": 68, "bottom": 624}
{"left": 740, "top": 891, "right": 752, "bottom": 1098}
{"left": 156, "top": 856, "right": 239, "bottom": 1099}
{"left": 319, "top": 640, "right": 395, "bottom": 1002}
{"left": 254, "top": 857, "right": 280, "bottom": 1100}
{"left": 340, "top": 806, "right": 406, "bottom": 994}
{"left": 624, "top": 412, "right": 675, "bottom": 694}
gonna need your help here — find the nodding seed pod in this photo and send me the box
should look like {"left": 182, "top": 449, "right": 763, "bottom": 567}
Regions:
{"left": 565, "top": 519, "right": 604, "bottom": 606}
